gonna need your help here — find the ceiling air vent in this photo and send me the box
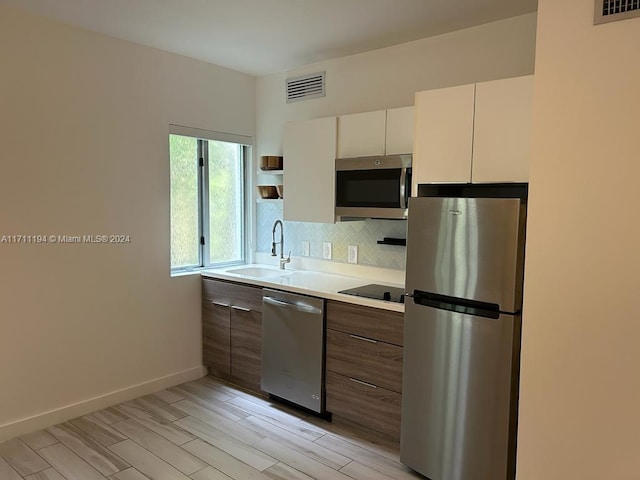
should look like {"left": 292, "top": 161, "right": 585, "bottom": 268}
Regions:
{"left": 594, "top": 0, "right": 640, "bottom": 24}
{"left": 286, "top": 72, "right": 325, "bottom": 103}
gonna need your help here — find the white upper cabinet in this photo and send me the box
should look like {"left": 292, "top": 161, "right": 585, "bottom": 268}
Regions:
{"left": 283, "top": 116, "right": 337, "bottom": 224}
{"left": 385, "top": 106, "right": 415, "bottom": 155}
{"left": 337, "top": 110, "right": 386, "bottom": 158}
{"left": 472, "top": 75, "right": 533, "bottom": 183}
{"left": 412, "top": 83, "right": 475, "bottom": 190}
{"left": 412, "top": 75, "right": 533, "bottom": 190}
{"left": 337, "top": 107, "right": 414, "bottom": 158}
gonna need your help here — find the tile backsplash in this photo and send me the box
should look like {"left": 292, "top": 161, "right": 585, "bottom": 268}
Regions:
{"left": 256, "top": 202, "right": 407, "bottom": 270}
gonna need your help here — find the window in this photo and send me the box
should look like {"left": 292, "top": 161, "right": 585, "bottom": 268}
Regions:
{"left": 169, "top": 125, "right": 251, "bottom": 272}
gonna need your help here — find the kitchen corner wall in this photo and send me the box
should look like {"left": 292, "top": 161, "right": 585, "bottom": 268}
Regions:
{"left": 257, "top": 203, "right": 407, "bottom": 269}
{"left": 517, "top": 1, "right": 640, "bottom": 478}
{"left": 254, "top": 13, "right": 537, "bottom": 269}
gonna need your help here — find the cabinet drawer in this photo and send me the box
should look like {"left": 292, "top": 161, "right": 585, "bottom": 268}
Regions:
{"left": 326, "top": 329, "right": 402, "bottom": 393}
{"left": 202, "top": 279, "right": 263, "bottom": 311}
{"left": 327, "top": 300, "right": 404, "bottom": 346}
{"left": 326, "top": 371, "right": 401, "bottom": 440}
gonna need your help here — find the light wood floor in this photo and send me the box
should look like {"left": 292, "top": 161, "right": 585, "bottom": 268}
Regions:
{"left": 0, "top": 376, "right": 424, "bottom": 480}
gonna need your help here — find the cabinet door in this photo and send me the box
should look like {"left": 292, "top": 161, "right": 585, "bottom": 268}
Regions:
{"left": 472, "top": 75, "right": 533, "bottom": 183}
{"left": 413, "top": 84, "right": 475, "bottom": 190}
{"left": 283, "top": 117, "right": 337, "bottom": 223}
{"left": 337, "top": 110, "right": 386, "bottom": 158}
{"left": 385, "top": 106, "right": 414, "bottom": 155}
{"left": 202, "top": 301, "right": 230, "bottom": 376}
{"left": 230, "top": 306, "right": 262, "bottom": 391}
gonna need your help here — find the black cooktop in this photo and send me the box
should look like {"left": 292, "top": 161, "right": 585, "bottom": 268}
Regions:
{"left": 339, "top": 283, "right": 406, "bottom": 304}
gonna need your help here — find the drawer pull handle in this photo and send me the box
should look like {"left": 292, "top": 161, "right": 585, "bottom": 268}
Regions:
{"left": 230, "top": 305, "right": 251, "bottom": 312}
{"left": 211, "top": 301, "right": 229, "bottom": 307}
{"left": 349, "top": 378, "right": 378, "bottom": 389}
{"left": 349, "top": 334, "right": 378, "bottom": 344}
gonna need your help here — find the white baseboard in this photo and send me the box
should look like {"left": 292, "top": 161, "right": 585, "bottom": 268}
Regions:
{"left": 0, "top": 365, "right": 206, "bottom": 442}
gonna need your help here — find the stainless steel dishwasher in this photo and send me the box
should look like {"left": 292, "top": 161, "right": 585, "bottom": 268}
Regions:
{"left": 261, "top": 288, "right": 325, "bottom": 413}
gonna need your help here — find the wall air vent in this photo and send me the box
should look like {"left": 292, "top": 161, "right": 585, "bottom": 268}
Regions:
{"left": 595, "top": 0, "right": 640, "bottom": 24}
{"left": 286, "top": 72, "right": 325, "bottom": 103}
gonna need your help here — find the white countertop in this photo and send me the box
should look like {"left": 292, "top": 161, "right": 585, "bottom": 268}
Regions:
{"left": 201, "top": 263, "right": 405, "bottom": 313}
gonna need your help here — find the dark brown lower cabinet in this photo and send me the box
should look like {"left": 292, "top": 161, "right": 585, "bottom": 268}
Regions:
{"left": 325, "top": 300, "right": 404, "bottom": 441}
{"left": 202, "top": 278, "right": 262, "bottom": 392}
{"left": 201, "top": 279, "right": 405, "bottom": 429}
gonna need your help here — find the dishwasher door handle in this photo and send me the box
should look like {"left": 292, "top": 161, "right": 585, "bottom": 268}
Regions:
{"left": 263, "top": 296, "right": 322, "bottom": 315}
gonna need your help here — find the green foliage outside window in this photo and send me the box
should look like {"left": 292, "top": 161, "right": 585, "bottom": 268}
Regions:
{"left": 170, "top": 135, "right": 199, "bottom": 268}
{"left": 170, "top": 134, "right": 245, "bottom": 270}
{"left": 208, "top": 140, "right": 243, "bottom": 264}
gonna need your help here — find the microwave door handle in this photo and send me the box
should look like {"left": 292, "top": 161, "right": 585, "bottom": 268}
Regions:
{"left": 399, "top": 167, "right": 407, "bottom": 209}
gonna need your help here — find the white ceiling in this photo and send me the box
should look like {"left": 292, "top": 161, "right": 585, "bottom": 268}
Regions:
{"left": 0, "top": 0, "right": 537, "bottom": 76}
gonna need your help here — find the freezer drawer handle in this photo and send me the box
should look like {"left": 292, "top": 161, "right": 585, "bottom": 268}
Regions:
{"left": 263, "top": 296, "right": 322, "bottom": 315}
{"left": 230, "top": 305, "right": 251, "bottom": 312}
{"left": 408, "top": 290, "right": 500, "bottom": 319}
{"left": 348, "top": 334, "right": 378, "bottom": 344}
{"left": 349, "top": 377, "right": 378, "bottom": 389}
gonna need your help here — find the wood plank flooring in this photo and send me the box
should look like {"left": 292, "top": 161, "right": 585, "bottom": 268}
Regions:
{"left": 0, "top": 377, "right": 423, "bottom": 480}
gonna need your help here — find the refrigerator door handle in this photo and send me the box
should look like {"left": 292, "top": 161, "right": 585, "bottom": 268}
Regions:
{"left": 408, "top": 289, "right": 501, "bottom": 319}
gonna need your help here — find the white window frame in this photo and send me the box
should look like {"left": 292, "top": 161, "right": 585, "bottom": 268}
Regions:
{"left": 170, "top": 124, "right": 252, "bottom": 273}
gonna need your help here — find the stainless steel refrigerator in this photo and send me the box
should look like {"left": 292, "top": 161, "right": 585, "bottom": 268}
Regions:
{"left": 401, "top": 186, "right": 527, "bottom": 480}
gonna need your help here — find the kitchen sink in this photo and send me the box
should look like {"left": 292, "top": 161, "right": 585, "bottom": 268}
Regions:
{"left": 225, "top": 266, "right": 290, "bottom": 278}
{"left": 286, "top": 271, "right": 327, "bottom": 281}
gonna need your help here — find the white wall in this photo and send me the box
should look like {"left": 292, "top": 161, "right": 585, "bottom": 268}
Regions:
{"left": 256, "top": 13, "right": 537, "bottom": 158}
{"left": 517, "top": 2, "right": 640, "bottom": 478}
{"left": 0, "top": 5, "right": 255, "bottom": 440}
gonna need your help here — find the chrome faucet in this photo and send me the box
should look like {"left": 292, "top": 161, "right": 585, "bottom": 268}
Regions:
{"left": 271, "top": 219, "right": 291, "bottom": 269}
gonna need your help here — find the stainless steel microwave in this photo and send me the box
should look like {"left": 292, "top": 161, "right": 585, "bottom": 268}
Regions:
{"left": 335, "top": 155, "right": 411, "bottom": 220}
